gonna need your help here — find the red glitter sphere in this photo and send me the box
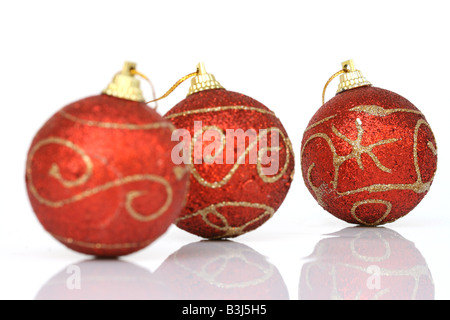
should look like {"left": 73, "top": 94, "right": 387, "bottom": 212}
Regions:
{"left": 26, "top": 94, "right": 189, "bottom": 256}
{"left": 164, "top": 88, "right": 294, "bottom": 239}
{"left": 301, "top": 86, "right": 437, "bottom": 225}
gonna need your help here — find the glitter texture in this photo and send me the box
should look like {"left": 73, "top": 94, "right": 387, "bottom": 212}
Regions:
{"left": 164, "top": 89, "right": 295, "bottom": 239}
{"left": 301, "top": 86, "right": 437, "bottom": 225}
{"left": 26, "top": 94, "right": 190, "bottom": 256}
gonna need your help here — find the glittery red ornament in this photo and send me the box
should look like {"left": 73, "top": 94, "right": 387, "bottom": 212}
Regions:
{"left": 26, "top": 63, "right": 189, "bottom": 256}
{"left": 164, "top": 65, "right": 294, "bottom": 238}
{"left": 301, "top": 61, "right": 437, "bottom": 226}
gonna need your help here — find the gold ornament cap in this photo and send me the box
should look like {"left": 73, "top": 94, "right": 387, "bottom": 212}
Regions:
{"left": 187, "top": 62, "right": 224, "bottom": 96}
{"left": 336, "top": 59, "right": 372, "bottom": 93}
{"left": 102, "top": 61, "right": 145, "bottom": 102}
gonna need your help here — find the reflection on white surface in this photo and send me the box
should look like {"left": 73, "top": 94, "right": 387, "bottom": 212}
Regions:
{"left": 35, "top": 258, "right": 171, "bottom": 300}
{"left": 299, "top": 227, "right": 434, "bottom": 300}
{"left": 155, "top": 240, "right": 289, "bottom": 300}
{"left": 36, "top": 240, "right": 288, "bottom": 300}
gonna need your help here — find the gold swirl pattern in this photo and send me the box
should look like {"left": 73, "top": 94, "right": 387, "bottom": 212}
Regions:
{"left": 301, "top": 105, "right": 437, "bottom": 225}
{"left": 303, "top": 120, "right": 399, "bottom": 191}
{"left": 349, "top": 105, "right": 423, "bottom": 117}
{"left": 305, "top": 115, "right": 337, "bottom": 132}
{"left": 351, "top": 200, "right": 392, "bottom": 226}
{"left": 190, "top": 126, "right": 294, "bottom": 188}
{"left": 60, "top": 110, "right": 175, "bottom": 131}
{"left": 27, "top": 137, "right": 173, "bottom": 223}
{"left": 175, "top": 202, "right": 275, "bottom": 238}
{"left": 168, "top": 104, "right": 294, "bottom": 236}
{"left": 192, "top": 125, "right": 226, "bottom": 166}
{"left": 51, "top": 234, "right": 154, "bottom": 250}
{"left": 32, "top": 137, "right": 94, "bottom": 189}
{"left": 427, "top": 141, "right": 437, "bottom": 156}
{"left": 164, "top": 105, "right": 276, "bottom": 120}
{"left": 303, "top": 106, "right": 423, "bottom": 133}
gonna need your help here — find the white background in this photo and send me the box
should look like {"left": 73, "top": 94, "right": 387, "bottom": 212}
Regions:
{"left": 0, "top": 0, "right": 449, "bottom": 300}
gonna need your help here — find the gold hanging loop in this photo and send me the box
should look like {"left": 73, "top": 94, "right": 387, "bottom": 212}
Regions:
{"left": 130, "top": 69, "right": 159, "bottom": 110}
{"left": 321, "top": 59, "right": 372, "bottom": 105}
{"left": 322, "top": 69, "right": 347, "bottom": 105}
{"left": 145, "top": 71, "right": 198, "bottom": 104}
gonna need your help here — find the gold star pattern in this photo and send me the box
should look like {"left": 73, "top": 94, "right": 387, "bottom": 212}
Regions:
{"left": 330, "top": 118, "right": 399, "bottom": 188}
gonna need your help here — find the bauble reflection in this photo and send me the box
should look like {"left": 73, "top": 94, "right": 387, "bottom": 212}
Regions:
{"left": 36, "top": 258, "right": 172, "bottom": 300}
{"left": 299, "top": 227, "right": 434, "bottom": 300}
{"left": 155, "top": 240, "right": 289, "bottom": 299}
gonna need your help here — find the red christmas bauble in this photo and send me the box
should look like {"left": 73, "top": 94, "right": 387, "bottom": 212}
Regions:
{"left": 26, "top": 94, "right": 189, "bottom": 256}
{"left": 301, "top": 86, "right": 437, "bottom": 225}
{"left": 299, "top": 227, "right": 434, "bottom": 300}
{"left": 164, "top": 88, "right": 294, "bottom": 238}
